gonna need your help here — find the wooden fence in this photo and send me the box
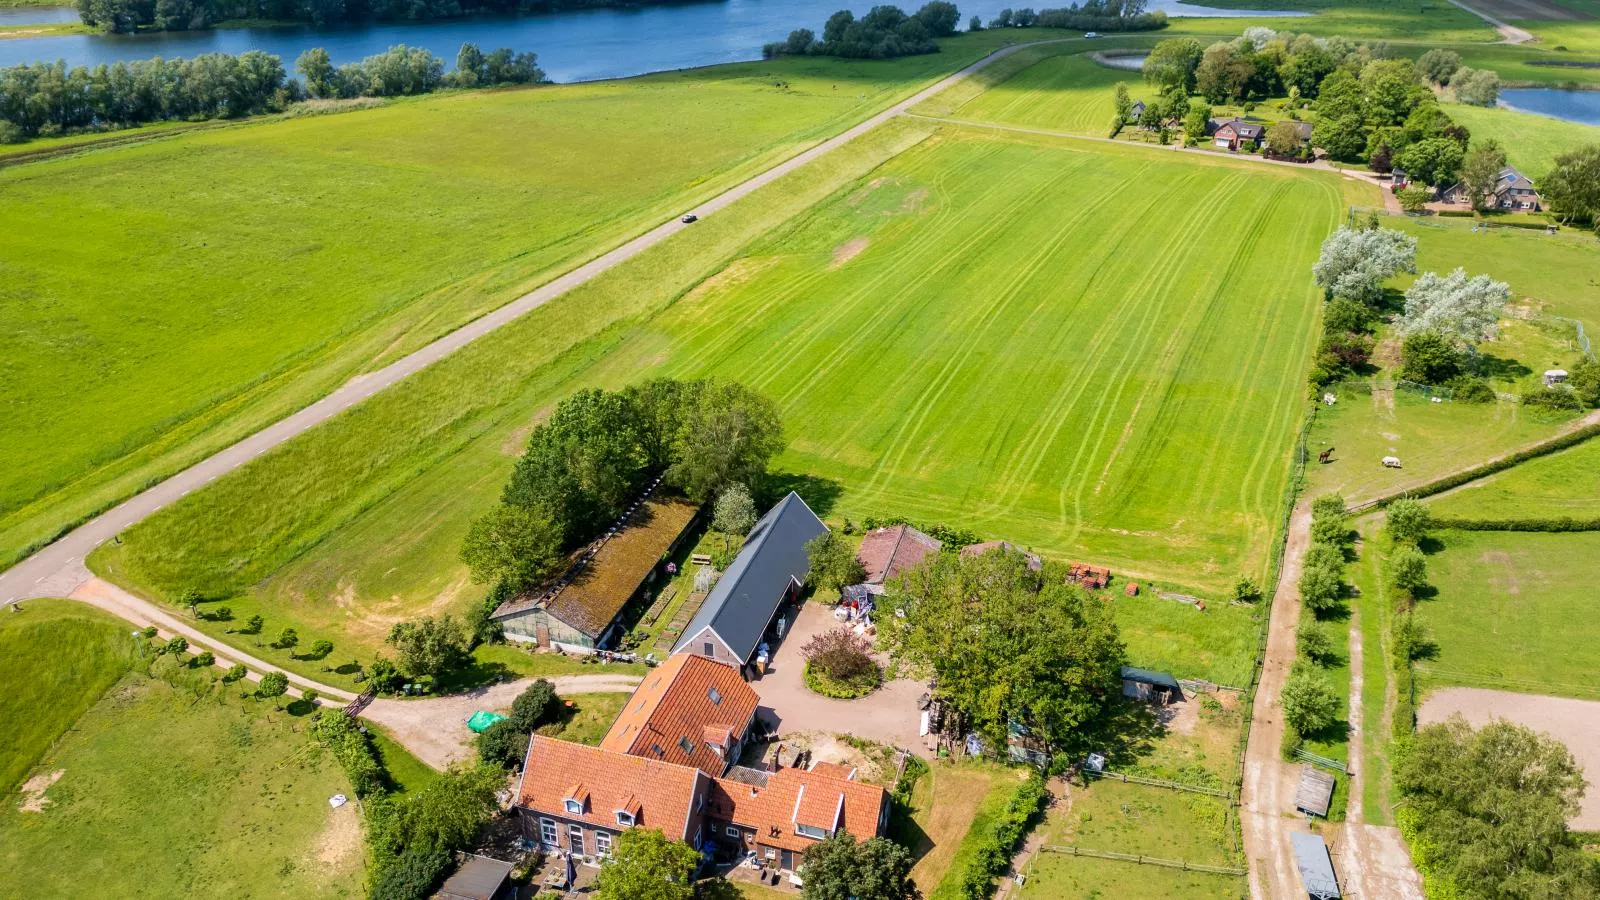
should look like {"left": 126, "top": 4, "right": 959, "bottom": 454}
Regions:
{"left": 1038, "top": 844, "right": 1246, "bottom": 877}
{"left": 1293, "top": 748, "right": 1348, "bottom": 774}
{"left": 1084, "top": 768, "right": 1233, "bottom": 799}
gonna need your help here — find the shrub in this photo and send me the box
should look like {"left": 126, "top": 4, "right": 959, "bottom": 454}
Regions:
{"left": 1430, "top": 515, "right": 1600, "bottom": 532}
{"left": 163, "top": 636, "right": 188, "bottom": 656}
{"left": 1521, "top": 386, "right": 1584, "bottom": 411}
{"left": 1324, "top": 297, "right": 1376, "bottom": 335}
{"left": 1296, "top": 622, "right": 1335, "bottom": 665}
{"left": 1281, "top": 664, "right": 1339, "bottom": 736}
{"left": 274, "top": 627, "right": 299, "bottom": 651}
{"left": 222, "top": 663, "right": 248, "bottom": 682}
{"left": 243, "top": 614, "right": 264, "bottom": 635}
{"left": 302, "top": 689, "right": 320, "bottom": 705}
{"left": 1447, "top": 375, "right": 1494, "bottom": 403}
{"left": 1437, "top": 209, "right": 1475, "bottom": 218}
{"left": 1232, "top": 574, "right": 1262, "bottom": 604}
{"left": 1310, "top": 493, "right": 1349, "bottom": 545}
{"left": 1400, "top": 331, "right": 1462, "bottom": 385}
{"left": 1385, "top": 498, "right": 1432, "bottom": 546}
{"left": 804, "top": 659, "right": 882, "bottom": 699}
{"left": 256, "top": 671, "right": 289, "bottom": 705}
{"left": 1304, "top": 541, "right": 1345, "bottom": 574}
{"left": 1371, "top": 423, "right": 1600, "bottom": 507}
{"left": 478, "top": 718, "right": 532, "bottom": 770}
{"left": 802, "top": 628, "right": 881, "bottom": 698}
{"left": 1298, "top": 563, "right": 1343, "bottom": 614}
{"left": 307, "top": 710, "right": 388, "bottom": 797}
{"left": 957, "top": 773, "right": 1048, "bottom": 900}
{"left": 192, "top": 650, "right": 216, "bottom": 668}
{"left": 1390, "top": 547, "right": 1428, "bottom": 592}
{"left": 140, "top": 626, "right": 158, "bottom": 639}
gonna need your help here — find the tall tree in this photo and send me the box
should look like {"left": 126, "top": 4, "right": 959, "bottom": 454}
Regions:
{"left": 1395, "top": 136, "right": 1465, "bottom": 189}
{"left": 460, "top": 502, "right": 563, "bottom": 591}
{"left": 296, "top": 48, "right": 336, "bottom": 98}
{"left": 594, "top": 829, "right": 699, "bottom": 900}
{"left": 800, "top": 831, "right": 919, "bottom": 900}
{"left": 503, "top": 388, "right": 644, "bottom": 543}
{"left": 1141, "top": 37, "right": 1204, "bottom": 93}
{"left": 1397, "top": 717, "right": 1600, "bottom": 898}
{"left": 1280, "top": 663, "right": 1338, "bottom": 735}
{"left": 1416, "top": 48, "right": 1461, "bottom": 85}
{"left": 711, "top": 483, "right": 757, "bottom": 547}
{"left": 1311, "top": 226, "right": 1418, "bottom": 305}
{"left": 668, "top": 380, "right": 785, "bottom": 502}
{"left": 1541, "top": 143, "right": 1600, "bottom": 226}
{"left": 878, "top": 550, "right": 1125, "bottom": 756}
{"left": 1399, "top": 268, "right": 1510, "bottom": 346}
{"left": 805, "top": 530, "right": 865, "bottom": 597}
{"left": 387, "top": 615, "right": 470, "bottom": 679}
{"left": 1450, "top": 66, "right": 1502, "bottom": 107}
{"left": 1113, "top": 82, "right": 1132, "bottom": 124}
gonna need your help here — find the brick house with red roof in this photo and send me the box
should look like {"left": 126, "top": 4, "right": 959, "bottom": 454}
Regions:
{"left": 514, "top": 737, "right": 889, "bottom": 875}
{"left": 855, "top": 524, "right": 941, "bottom": 592}
{"left": 600, "top": 653, "right": 760, "bottom": 777}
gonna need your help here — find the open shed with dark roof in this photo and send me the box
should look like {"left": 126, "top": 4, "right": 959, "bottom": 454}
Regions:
{"left": 673, "top": 491, "right": 826, "bottom": 672}
{"left": 1121, "top": 666, "right": 1184, "bottom": 705}
{"left": 434, "top": 854, "right": 514, "bottom": 900}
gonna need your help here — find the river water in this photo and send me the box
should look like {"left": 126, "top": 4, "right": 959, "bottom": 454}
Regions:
{"left": 1500, "top": 87, "right": 1600, "bottom": 127}
{"left": 0, "top": 0, "right": 1302, "bottom": 81}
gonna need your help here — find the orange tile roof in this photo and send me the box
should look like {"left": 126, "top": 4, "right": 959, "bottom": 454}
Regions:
{"left": 516, "top": 736, "right": 704, "bottom": 840}
{"left": 808, "top": 761, "right": 856, "bottom": 781}
{"left": 709, "top": 767, "right": 888, "bottom": 853}
{"left": 856, "top": 525, "right": 940, "bottom": 585}
{"left": 601, "top": 654, "right": 759, "bottom": 776}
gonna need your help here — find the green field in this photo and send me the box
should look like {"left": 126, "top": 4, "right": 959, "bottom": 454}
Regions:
{"left": 1174, "top": 0, "right": 1495, "bottom": 41}
{"left": 0, "top": 600, "right": 138, "bottom": 794}
{"left": 915, "top": 47, "right": 1142, "bottom": 134}
{"left": 1445, "top": 102, "right": 1600, "bottom": 177}
{"left": 1425, "top": 436, "right": 1600, "bottom": 519}
{"left": 0, "top": 674, "right": 363, "bottom": 898}
{"left": 104, "top": 128, "right": 1341, "bottom": 684}
{"left": 0, "top": 33, "right": 1034, "bottom": 572}
{"left": 1415, "top": 529, "right": 1600, "bottom": 699}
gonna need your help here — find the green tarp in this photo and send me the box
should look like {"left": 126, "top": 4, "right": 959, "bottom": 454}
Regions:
{"left": 467, "top": 711, "right": 507, "bottom": 734}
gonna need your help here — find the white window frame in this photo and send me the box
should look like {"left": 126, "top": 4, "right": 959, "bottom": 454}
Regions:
{"left": 795, "top": 823, "right": 828, "bottom": 840}
{"left": 596, "top": 831, "right": 613, "bottom": 858}
{"left": 725, "top": 825, "right": 742, "bottom": 838}
{"left": 615, "top": 811, "right": 635, "bottom": 828}
{"left": 564, "top": 798, "right": 583, "bottom": 815}
{"left": 540, "top": 818, "right": 558, "bottom": 847}
{"left": 569, "top": 824, "right": 585, "bottom": 854}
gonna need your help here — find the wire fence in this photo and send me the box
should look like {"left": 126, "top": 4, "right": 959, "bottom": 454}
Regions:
{"left": 1328, "top": 378, "right": 1453, "bottom": 401}
{"left": 1554, "top": 315, "right": 1595, "bottom": 360}
{"left": 1293, "top": 748, "right": 1348, "bottom": 774}
{"left": 1038, "top": 845, "right": 1247, "bottom": 877}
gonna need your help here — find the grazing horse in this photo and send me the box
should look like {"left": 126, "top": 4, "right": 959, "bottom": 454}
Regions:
{"left": 1318, "top": 448, "right": 1334, "bottom": 464}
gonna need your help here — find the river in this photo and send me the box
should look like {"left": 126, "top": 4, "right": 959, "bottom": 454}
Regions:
{"left": 1500, "top": 87, "right": 1600, "bottom": 127}
{"left": 0, "top": 0, "right": 1303, "bottom": 81}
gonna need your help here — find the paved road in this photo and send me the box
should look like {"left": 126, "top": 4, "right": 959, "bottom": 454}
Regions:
{"left": 1447, "top": 0, "right": 1536, "bottom": 43}
{"left": 0, "top": 37, "right": 1072, "bottom": 610}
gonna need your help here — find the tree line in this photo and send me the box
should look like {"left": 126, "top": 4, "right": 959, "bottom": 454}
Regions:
{"left": 460, "top": 378, "right": 786, "bottom": 595}
{"left": 764, "top": 2, "right": 960, "bottom": 60}
{"left": 0, "top": 42, "right": 544, "bottom": 141}
{"left": 77, "top": 0, "right": 684, "bottom": 34}
{"left": 976, "top": 0, "right": 1165, "bottom": 33}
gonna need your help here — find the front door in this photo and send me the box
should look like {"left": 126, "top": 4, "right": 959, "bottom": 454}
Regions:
{"left": 569, "top": 824, "right": 585, "bottom": 855}
{"left": 780, "top": 849, "right": 794, "bottom": 871}
{"left": 536, "top": 625, "right": 551, "bottom": 648}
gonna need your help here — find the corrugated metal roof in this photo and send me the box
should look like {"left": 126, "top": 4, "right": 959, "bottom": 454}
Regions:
{"left": 673, "top": 492, "right": 826, "bottom": 662}
{"left": 1290, "top": 831, "right": 1342, "bottom": 899}
{"left": 1295, "top": 765, "right": 1336, "bottom": 818}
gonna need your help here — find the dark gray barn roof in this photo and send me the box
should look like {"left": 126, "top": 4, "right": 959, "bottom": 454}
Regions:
{"left": 1120, "top": 666, "right": 1183, "bottom": 693}
{"left": 435, "top": 854, "right": 512, "bottom": 900}
{"left": 1290, "top": 831, "right": 1341, "bottom": 899}
{"left": 673, "top": 491, "right": 826, "bottom": 662}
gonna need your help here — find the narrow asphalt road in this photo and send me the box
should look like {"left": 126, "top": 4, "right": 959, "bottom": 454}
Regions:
{"left": 1446, "top": 0, "right": 1536, "bottom": 44}
{"left": 0, "top": 37, "right": 1072, "bottom": 610}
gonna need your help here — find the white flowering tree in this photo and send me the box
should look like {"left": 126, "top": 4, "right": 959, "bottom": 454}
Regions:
{"left": 1311, "top": 226, "right": 1418, "bottom": 305}
{"left": 1399, "top": 268, "right": 1510, "bottom": 345}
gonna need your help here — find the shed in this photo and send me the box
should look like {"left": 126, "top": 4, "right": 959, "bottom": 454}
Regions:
{"left": 1295, "top": 765, "right": 1335, "bottom": 818}
{"left": 435, "top": 853, "right": 515, "bottom": 900}
{"left": 1545, "top": 369, "right": 1569, "bottom": 386}
{"left": 1120, "top": 666, "right": 1184, "bottom": 705}
{"left": 1290, "top": 831, "right": 1342, "bottom": 900}
{"left": 673, "top": 492, "right": 827, "bottom": 672}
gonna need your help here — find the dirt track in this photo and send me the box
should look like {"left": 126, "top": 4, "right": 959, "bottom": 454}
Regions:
{"left": 1447, "top": 0, "right": 1537, "bottom": 43}
{"left": 1420, "top": 687, "right": 1600, "bottom": 830}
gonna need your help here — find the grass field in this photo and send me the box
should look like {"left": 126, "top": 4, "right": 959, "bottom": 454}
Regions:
{"left": 98, "top": 127, "right": 1340, "bottom": 687}
{"left": 914, "top": 47, "right": 1142, "bottom": 134}
{"left": 1444, "top": 102, "right": 1600, "bottom": 176}
{"left": 0, "top": 674, "right": 363, "bottom": 898}
{"left": 0, "top": 599, "right": 138, "bottom": 794}
{"left": 1425, "top": 436, "right": 1600, "bottom": 519}
{"left": 0, "top": 33, "right": 1037, "bottom": 573}
{"left": 1349, "top": 525, "right": 1398, "bottom": 826}
{"left": 923, "top": 763, "right": 1031, "bottom": 900}
{"left": 1415, "top": 529, "right": 1600, "bottom": 699}
{"left": 1173, "top": 0, "right": 1496, "bottom": 41}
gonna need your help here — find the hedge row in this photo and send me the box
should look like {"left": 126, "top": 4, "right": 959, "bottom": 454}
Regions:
{"left": 308, "top": 710, "right": 388, "bottom": 798}
{"left": 958, "top": 772, "right": 1049, "bottom": 900}
{"left": 1396, "top": 806, "right": 1466, "bottom": 900}
{"left": 1437, "top": 209, "right": 1474, "bottom": 218}
{"left": 1431, "top": 515, "right": 1600, "bottom": 532}
{"left": 1364, "top": 424, "right": 1600, "bottom": 509}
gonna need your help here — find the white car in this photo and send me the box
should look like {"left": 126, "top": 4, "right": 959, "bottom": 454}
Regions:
{"left": 1084, "top": 31, "right": 1099, "bottom": 38}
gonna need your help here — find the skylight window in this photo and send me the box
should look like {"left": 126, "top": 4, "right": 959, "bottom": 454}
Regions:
{"left": 679, "top": 736, "right": 696, "bottom": 756}
{"left": 708, "top": 687, "right": 722, "bottom": 705}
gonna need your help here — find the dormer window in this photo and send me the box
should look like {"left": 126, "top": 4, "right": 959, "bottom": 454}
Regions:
{"left": 564, "top": 799, "right": 583, "bottom": 815}
{"left": 615, "top": 811, "right": 635, "bottom": 827}
{"left": 795, "top": 824, "right": 828, "bottom": 840}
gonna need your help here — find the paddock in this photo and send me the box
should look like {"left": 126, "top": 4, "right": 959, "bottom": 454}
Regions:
{"left": 1418, "top": 687, "right": 1600, "bottom": 829}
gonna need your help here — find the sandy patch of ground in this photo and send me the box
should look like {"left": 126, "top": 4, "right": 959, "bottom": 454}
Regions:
{"left": 681, "top": 256, "right": 783, "bottom": 305}
{"left": 314, "top": 802, "right": 362, "bottom": 866}
{"left": 830, "top": 237, "right": 869, "bottom": 268}
{"left": 17, "top": 769, "right": 63, "bottom": 812}
{"left": 1419, "top": 687, "right": 1600, "bottom": 829}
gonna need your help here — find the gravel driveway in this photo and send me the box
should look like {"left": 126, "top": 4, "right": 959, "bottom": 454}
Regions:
{"left": 750, "top": 602, "right": 929, "bottom": 756}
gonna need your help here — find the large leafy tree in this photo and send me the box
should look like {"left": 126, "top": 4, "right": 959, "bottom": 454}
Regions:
{"left": 1395, "top": 136, "right": 1466, "bottom": 189}
{"left": 1541, "top": 143, "right": 1600, "bottom": 226}
{"left": 504, "top": 388, "right": 644, "bottom": 544}
{"left": 459, "top": 502, "right": 563, "bottom": 592}
{"left": 805, "top": 530, "right": 866, "bottom": 597}
{"left": 1416, "top": 48, "right": 1461, "bottom": 85}
{"left": 1311, "top": 226, "right": 1417, "bottom": 305}
{"left": 1397, "top": 717, "right": 1600, "bottom": 898}
{"left": 800, "top": 831, "right": 919, "bottom": 900}
{"left": 711, "top": 483, "right": 758, "bottom": 542}
{"left": 387, "top": 615, "right": 470, "bottom": 679}
{"left": 1399, "top": 330, "right": 1463, "bottom": 385}
{"left": 668, "top": 380, "right": 785, "bottom": 502}
{"left": 1280, "top": 663, "right": 1338, "bottom": 735}
{"left": 878, "top": 550, "right": 1124, "bottom": 756}
{"left": 594, "top": 828, "right": 699, "bottom": 900}
{"left": 1459, "top": 140, "right": 1508, "bottom": 211}
{"left": 1360, "top": 58, "right": 1427, "bottom": 126}
{"left": 1385, "top": 498, "right": 1432, "bottom": 546}
{"left": 1399, "top": 268, "right": 1510, "bottom": 346}
{"left": 623, "top": 378, "right": 707, "bottom": 473}
{"left": 1450, "top": 66, "right": 1502, "bottom": 107}
{"left": 1142, "top": 37, "right": 1204, "bottom": 93}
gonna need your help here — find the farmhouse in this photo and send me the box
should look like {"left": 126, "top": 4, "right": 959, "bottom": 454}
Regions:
{"left": 961, "top": 540, "right": 1042, "bottom": 571}
{"left": 1208, "top": 117, "right": 1265, "bottom": 151}
{"left": 1440, "top": 165, "right": 1542, "bottom": 211}
{"left": 673, "top": 491, "right": 827, "bottom": 674}
{"left": 599, "top": 653, "right": 760, "bottom": 776}
{"left": 515, "top": 735, "right": 888, "bottom": 875}
{"left": 491, "top": 493, "right": 700, "bottom": 653}
{"left": 855, "top": 523, "right": 940, "bottom": 591}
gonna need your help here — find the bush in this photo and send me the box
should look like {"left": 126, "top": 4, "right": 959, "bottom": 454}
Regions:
{"left": 957, "top": 773, "right": 1048, "bottom": 900}
{"left": 1437, "top": 208, "right": 1475, "bottom": 218}
{"left": 163, "top": 636, "right": 188, "bottom": 656}
{"left": 192, "top": 650, "right": 215, "bottom": 668}
{"left": 308, "top": 710, "right": 388, "bottom": 797}
{"left": 1281, "top": 664, "right": 1339, "bottom": 736}
{"left": 802, "top": 627, "right": 878, "bottom": 684}
{"left": 1232, "top": 574, "right": 1262, "bottom": 604}
{"left": 1447, "top": 375, "right": 1494, "bottom": 403}
{"left": 1390, "top": 547, "right": 1428, "bottom": 593}
{"left": 1385, "top": 498, "right": 1431, "bottom": 546}
{"left": 1521, "top": 386, "right": 1584, "bottom": 411}
{"left": 804, "top": 659, "right": 882, "bottom": 698}
{"left": 1369, "top": 422, "right": 1600, "bottom": 506}
{"left": 222, "top": 663, "right": 248, "bottom": 682}
{"left": 1297, "top": 622, "right": 1335, "bottom": 665}
{"left": 1298, "top": 563, "right": 1343, "bottom": 614}
{"left": 1400, "top": 331, "right": 1462, "bottom": 385}
{"left": 1310, "top": 493, "right": 1349, "bottom": 546}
